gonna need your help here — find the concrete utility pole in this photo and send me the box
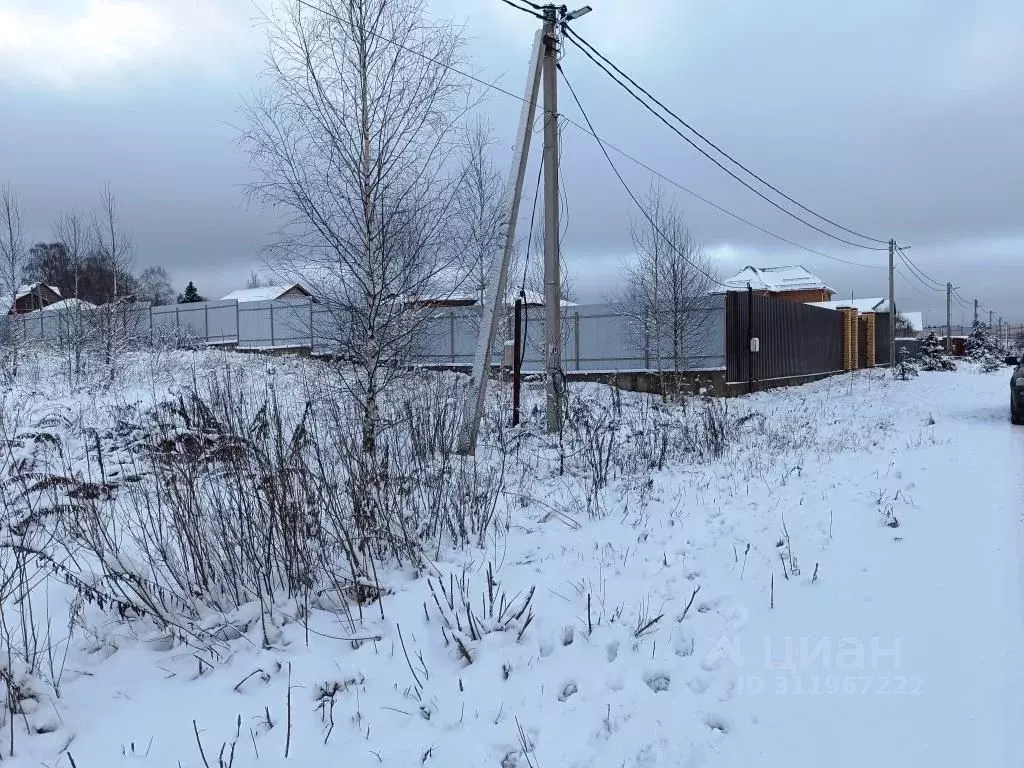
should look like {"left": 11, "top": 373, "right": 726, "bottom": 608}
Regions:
{"left": 542, "top": 4, "right": 563, "bottom": 433}
{"left": 946, "top": 282, "right": 953, "bottom": 354}
{"left": 457, "top": 32, "right": 543, "bottom": 455}
{"left": 990, "top": 309, "right": 995, "bottom": 327}
{"left": 974, "top": 299, "right": 979, "bottom": 326}
{"left": 458, "top": 3, "right": 592, "bottom": 452}
{"left": 888, "top": 238, "right": 896, "bottom": 368}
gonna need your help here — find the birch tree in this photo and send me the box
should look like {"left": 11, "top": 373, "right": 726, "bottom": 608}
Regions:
{"left": 618, "top": 184, "right": 717, "bottom": 372}
{"left": 0, "top": 184, "right": 26, "bottom": 378}
{"left": 93, "top": 184, "right": 134, "bottom": 301}
{"left": 240, "top": 0, "right": 471, "bottom": 451}
{"left": 54, "top": 210, "right": 91, "bottom": 299}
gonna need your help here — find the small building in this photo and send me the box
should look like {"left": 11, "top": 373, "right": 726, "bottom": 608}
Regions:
{"left": 2, "top": 283, "right": 62, "bottom": 315}
{"left": 715, "top": 266, "right": 834, "bottom": 303}
{"left": 807, "top": 297, "right": 887, "bottom": 314}
{"left": 222, "top": 284, "right": 316, "bottom": 303}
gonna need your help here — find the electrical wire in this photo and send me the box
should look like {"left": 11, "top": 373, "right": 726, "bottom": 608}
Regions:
{"left": 897, "top": 252, "right": 944, "bottom": 293}
{"left": 496, "top": 0, "right": 545, "bottom": 20}
{"left": 559, "top": 64, "right": 727, "bottom": 288}
{"left": 292, "top": 0, "right": 882, "bottom": 271}
{"left": 562, "top": 30, "right": 890, "bottom": 252}
{"left": 896, "top": 245, "right": 944, "bottom": 290}
{"left": 563, "top": 26, "right": 890, "bottom": 247}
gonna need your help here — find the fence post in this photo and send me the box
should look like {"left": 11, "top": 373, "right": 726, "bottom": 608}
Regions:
{"left": 747, "top": 286, "right": 754, "bottom": 394}
{"left": 450, "top": 311, "right": 456, "bottom": 364}
{"left": 643, "top": 310, "right": 650, "bottom": 369}
{"left": 309, "top": 299, "right": 314, "bottom": 352}
{"left": 574, "top": 311, "right": 580, "bottom": 370}
{"left": 235, "top": 300, "right": 240, "bottom": 345}
{"left": 149, "top": 304, "right": 154, "bottom": 344}
{"left": 204, "top": 303, "right": 209, "bottom": 344}
{"left": 270, "top": 303, "right": 275, "bottom": 347}
{"left": 175, "top": 304, "right": 180, "bottom": 331}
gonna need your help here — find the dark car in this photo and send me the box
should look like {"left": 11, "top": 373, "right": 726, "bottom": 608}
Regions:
{"left": 1012, "top": 357, "right": 1024, "bottom": 424}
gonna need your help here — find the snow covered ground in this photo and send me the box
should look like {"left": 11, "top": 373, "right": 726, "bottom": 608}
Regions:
{"left": 1, "top": 354, "right": 1022, "bottom": 767}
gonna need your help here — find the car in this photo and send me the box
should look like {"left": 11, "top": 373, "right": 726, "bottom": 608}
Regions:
{"left": 1012, "top": 356, "right": 1024, "bottom": 425}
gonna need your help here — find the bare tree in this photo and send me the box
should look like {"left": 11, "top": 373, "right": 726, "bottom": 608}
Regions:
{"left": 138, "top": 266, "right": 173, "bottom": 305}
{"left": 240, "top": 0, "right": 471, "bottom": 451}
{"left": 454, "top": 116, "right": 505, "bottom": 305}
{"left": 53, "top": 211, "right": 91, "bottom": 299}
{"left": 246, "top": 270, "right": 264, "bottom": 289}
{"left": 93, "top": 183, "right": 134, "bottom": 300}
{"left": 0, "top": 184, "right": 26, "bottom": 378}
{"left": 617, "top": 184, "right": 717, "bottom": 372}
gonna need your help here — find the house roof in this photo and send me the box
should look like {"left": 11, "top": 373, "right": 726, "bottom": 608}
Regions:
{"left": 900, "top": 311, "right": 924, "bottom": 333}
{"left": 807, "top": 297, "right": 887, "bottom": 314}
{"left": 508, "top": 289, "right": 577, "bottom": 307}
{"left": 715, "top": 266, "right": 833, "bottom": 294}
{"left": 221, "top": 284, "right": 310, "bottom": 302}
{"left": 1, "top": 283, "right": 62, "bottom": 313}
{"left": 43, "top": 298, "right": 96, "bottom": 312}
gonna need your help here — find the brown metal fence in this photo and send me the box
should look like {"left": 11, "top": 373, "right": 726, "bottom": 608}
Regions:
{"left": 874, "top": 313, "right": 891, "bottom": 366}
{"left": 726, "top": 291, "right": 844, "bottom": 390}
{"left": 858, "top": 316, "right": 869, "bottom": 369}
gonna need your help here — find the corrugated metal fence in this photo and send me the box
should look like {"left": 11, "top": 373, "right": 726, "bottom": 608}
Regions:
{"left": 9, "top": 296, "right": 728, "bottom": 373}
{"left": 725, "top": 291, "right": 844, "bottom": 388}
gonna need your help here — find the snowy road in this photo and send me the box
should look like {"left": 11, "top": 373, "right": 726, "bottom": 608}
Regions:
{"left": 712, "top": 371, "right": 1024, "bottom": 767}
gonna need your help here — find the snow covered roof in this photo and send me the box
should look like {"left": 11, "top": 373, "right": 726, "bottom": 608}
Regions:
{"left": 714, "top": 266, "right": 833, "bottom": 294}
{"left": 507, "top": 289, "right": 578, "bottom": 307}
{"left": 807, "top": 297, "right": 887, "bottom": 314}
{"left": 900, "top": 311, "right": 924, "bottom": 332}
{"left": 0, "top": 283, "right": 62, "bottom": 313}
{"left": 43, "top": 298, "right": 96, "bottom": 312}
{"left": 221, "top": 285, "right": 310, "bottom": 302}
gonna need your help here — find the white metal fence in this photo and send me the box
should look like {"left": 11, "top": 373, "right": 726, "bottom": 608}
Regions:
{"left": 5, "top": 295, "right": 726, "bottom": 372}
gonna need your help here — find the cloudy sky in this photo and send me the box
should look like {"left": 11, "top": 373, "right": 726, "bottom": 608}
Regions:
{"left": 2, "top": 0, "right": 1022, "bottom": 325}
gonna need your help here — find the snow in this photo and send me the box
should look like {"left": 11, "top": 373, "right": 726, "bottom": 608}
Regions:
{"left": 41, "top": 298, "right": 97, "bottom": 312}
{"left": 714, "top": 265, "right": 833, "bottom": 294}
{"left": 221, "top": 286, "right": 307, "bottom": 302}
{"left": 2, "top": 353, "right": 1023, "bottom": 767}
{"left": 807, "top": 297, "right": 886, "bottom": 313}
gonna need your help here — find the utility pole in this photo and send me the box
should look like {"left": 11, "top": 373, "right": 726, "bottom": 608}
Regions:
{"left": 458, "top": 3, "right": 592, "bottom": 453}
{"left": 946, "top": 282, "right": 953, "bottom": 355}
{"left": 974, "top": 299, "right": 979, "bottom": 326}
{"left": 457, "top": 31, "right": 543, "bottom": 455}
{"left": 990, "top": 309, "right": 994, "bottom": 327}
{"left": 542, "top": 4, "right": 563, "bottom": 434}
{"left": 888, "top": 239, "right": 896, "bottom": 368}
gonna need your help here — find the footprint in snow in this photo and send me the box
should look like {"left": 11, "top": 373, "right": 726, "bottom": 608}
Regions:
{"left": 558, "top": 681, "right": 578, "bottom": 701}
{"left": 644, "top": 671, "right": 671, "bottom": 693}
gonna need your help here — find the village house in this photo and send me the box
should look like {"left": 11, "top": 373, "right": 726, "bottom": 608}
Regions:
{"left": 714, "top": 265, "right": 834, "bottom": 303}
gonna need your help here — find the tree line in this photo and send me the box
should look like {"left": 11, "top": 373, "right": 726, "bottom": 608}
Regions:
{"left": 1, "top": 183, "right": 208, "bottom": 311}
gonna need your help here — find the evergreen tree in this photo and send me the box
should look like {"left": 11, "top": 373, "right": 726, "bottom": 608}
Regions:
{"left": 177, "top": 281, "right": 205, "bottom": 304}
{"left": 919, "top": 332, "right": 957, "bottom": 372}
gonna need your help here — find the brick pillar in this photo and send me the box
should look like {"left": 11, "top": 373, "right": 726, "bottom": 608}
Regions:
{"left": 865, "top": 314, "right": 876, "bottom": 367}
{"left": 841, "top": 308, "right": 856, "bottom": 371}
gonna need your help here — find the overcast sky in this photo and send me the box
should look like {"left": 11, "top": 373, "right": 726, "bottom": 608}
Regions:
{"left": 2, "top": 0, "right": 1022, "bottom": 325}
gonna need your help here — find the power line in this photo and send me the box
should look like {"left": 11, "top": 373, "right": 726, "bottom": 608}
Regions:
{"left": 896, "top": 245, "right": 944, "bottom": 290}
{"left": 496, "top": 0, "right": 545, "bottom": 20}
{"left": 897, "top": 252, "right": 944, "bottom": 293}
{"left": 563, "top": 26, "right": 890, "bottom": 248}
{"left": 558, "top": 63, "right": 727, "bottom": 287}
{"left": 292, "top": 0, "right": 880, "bottom": 270}
{"left": 562, "top": 29, "right": 889, "bottom": 252}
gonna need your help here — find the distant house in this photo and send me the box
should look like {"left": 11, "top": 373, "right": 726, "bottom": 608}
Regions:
{"left": 43, "top": 298, "right": 97, "bottom": 313}
{"left": 807, "top": 297, "right": 888, "bottom": 314}
{"left": 222, "top": 284, "right": 316, "bottom": 303}
{"left": 405, "top": 289, "right": 578, "bottom": 310}
{"left": 2, "top": 283, "right": 62, "bottom": 315}
{"left": 714, "top": 266, "right": 834, "bottom": 303}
